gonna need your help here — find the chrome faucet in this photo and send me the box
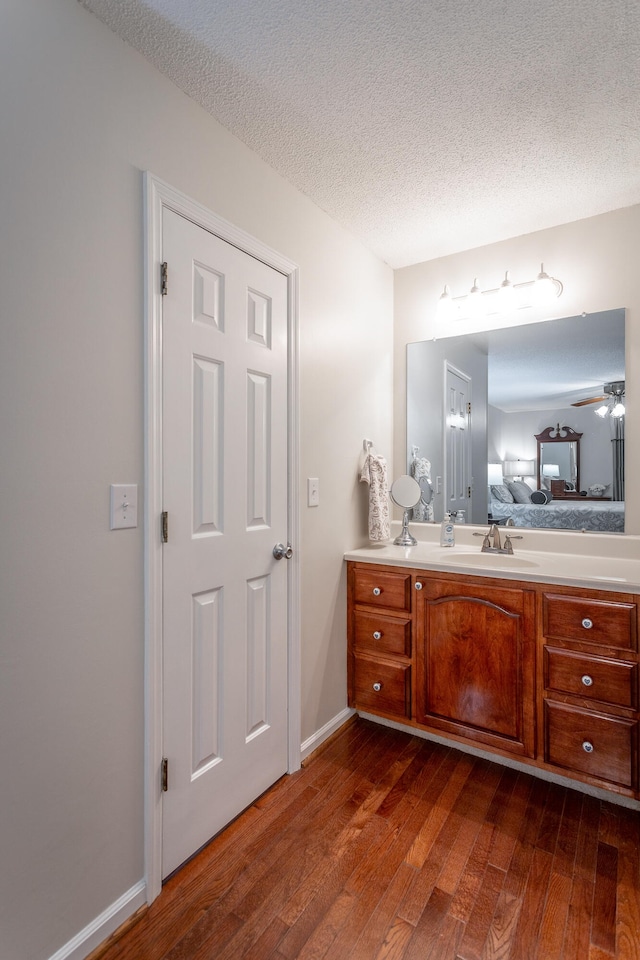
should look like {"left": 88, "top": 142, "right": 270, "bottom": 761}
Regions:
{"left": 474, "top": 523, "right": 523, "bottom": 555}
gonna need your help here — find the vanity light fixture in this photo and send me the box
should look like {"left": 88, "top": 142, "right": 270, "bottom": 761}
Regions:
{"left": 436, "top": 263, "right": 563, "bottom": 321}
{"left": 498, "top": 271, "right": 517, "bottom": 311}
{"left": 533, "top": 264, "right": 557, "bottom": 304}
{"left": 436, "top": 284, "right": 455, "bottom": 321}
{"left": 466, "top": 277, "right": 484, "bottom": 318}
{"left": 447, "top": 411, "right": 467, "bottom": 429}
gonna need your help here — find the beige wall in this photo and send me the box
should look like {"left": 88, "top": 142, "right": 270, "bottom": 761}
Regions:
{"left": 394, "top": 206, "right": 640, "bottom": 533}
{"left": 5, "top": 4, "right": 639, "bottom": 958}
{"left": 0, "top": 2, "right": 392, "bottom": 958}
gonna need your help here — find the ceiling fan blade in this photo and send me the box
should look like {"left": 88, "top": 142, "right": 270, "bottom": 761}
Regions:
{"left": 571, "top": 395, "right": 607, "bottom": 407}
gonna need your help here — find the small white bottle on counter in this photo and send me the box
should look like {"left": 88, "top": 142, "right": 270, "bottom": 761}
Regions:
{"left": 440, "top": 512, "right": 455, "bottom": 547}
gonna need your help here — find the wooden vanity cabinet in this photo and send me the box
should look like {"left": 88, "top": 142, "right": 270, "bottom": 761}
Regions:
{"left": 347, "top": 562, "right": 536, "bottom": 757}
{"left": 347, "top": 560, "right": 640, "bottom": 799}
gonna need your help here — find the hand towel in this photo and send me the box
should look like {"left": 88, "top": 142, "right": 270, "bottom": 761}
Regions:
{"left": 359, "top": 454, "right": 390, "bottom": 541}
{"left": 411, "top": 456, "right": 434, "bottom": 522}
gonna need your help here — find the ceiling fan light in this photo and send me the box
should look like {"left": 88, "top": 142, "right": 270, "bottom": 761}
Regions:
{"left": 611, "top": 401, "right": 625, "bottom": 418}
{"left": 594, "top": 403, "right": 610, "bottom": 418}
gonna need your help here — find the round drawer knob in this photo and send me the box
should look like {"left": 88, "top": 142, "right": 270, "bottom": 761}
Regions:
{"left": 581, "top": 674, "right": 594, "bottom": 687}
{"left": 372, "top": 631, "right": 382, "bottom": 640}
{"left": 582, "top": 741, "right": 594, "bottom": 753}
{"left": 372, "top": 682, "right": 382, "bottom": 692}
{"left": 415, "top": 581, "right": 423, "bottom": 591}
{"left": 582, "top": 618, "right": 593, "bottom": 629}
{"left": 372, "top": 587, "right": 381, "bottom": 596}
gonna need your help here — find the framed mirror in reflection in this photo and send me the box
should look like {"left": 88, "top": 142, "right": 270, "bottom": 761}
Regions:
{"left": 406, "top": 309, "right": 625, "bottom": 532}
{"left": 536, "top": 424, "right": 582, "bottom": 491}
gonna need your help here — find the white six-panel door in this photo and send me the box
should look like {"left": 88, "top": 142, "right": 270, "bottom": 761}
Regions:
{"left": 161, "top": 209, "right": 290, "bottom": 877}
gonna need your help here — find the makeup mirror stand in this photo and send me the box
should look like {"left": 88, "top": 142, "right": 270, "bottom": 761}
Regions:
{"left": 390, "top": 475, "right": 422, "bottom": 545}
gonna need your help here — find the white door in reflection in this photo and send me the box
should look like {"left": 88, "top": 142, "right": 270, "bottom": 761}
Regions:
{"left": 444, "top": 361, "right": 472, "bottom": 521}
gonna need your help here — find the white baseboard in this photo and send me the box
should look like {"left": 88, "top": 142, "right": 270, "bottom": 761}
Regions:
{"left": 48, "top": 880, "right": 146, "bottom": 960}
{"left": 300, "top": 706, "right": 356, "bottom": 761}
{"left": 47, "top": 709, "right": 354, "bottom": 960}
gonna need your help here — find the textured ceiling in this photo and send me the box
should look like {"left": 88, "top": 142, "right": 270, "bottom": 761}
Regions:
{"left": 80, "top": 0, "right": 640, "bottom": 268}
{"left": 482, "top": 310, "right": 625, "bottom": 412}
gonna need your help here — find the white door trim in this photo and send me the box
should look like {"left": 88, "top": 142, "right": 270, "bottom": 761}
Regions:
{"left": 143, "top": 173, "right": 301, "bottom": 903}
{"left": 442, "top": 359, "right": 472, "bottom": 521}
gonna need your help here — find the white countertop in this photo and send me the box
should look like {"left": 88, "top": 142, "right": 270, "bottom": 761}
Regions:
{"left": 345, "top": 523, "right": 640, "bottom": 593}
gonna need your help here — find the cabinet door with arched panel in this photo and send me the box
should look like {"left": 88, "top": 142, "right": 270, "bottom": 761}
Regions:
{"left": 415, "top": 576, "right": 536, "bottom": 758}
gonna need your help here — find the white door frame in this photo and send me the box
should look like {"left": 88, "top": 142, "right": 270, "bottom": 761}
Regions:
{"left": 143, "top": 173, "right": 301, "bottom": 902}
{"left": 443, "top": 359, "right": 472, "bottom": 519}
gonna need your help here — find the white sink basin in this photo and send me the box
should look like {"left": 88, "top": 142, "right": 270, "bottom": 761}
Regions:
{"left": 441, "top": 551, "right": 540, "bottom": 569}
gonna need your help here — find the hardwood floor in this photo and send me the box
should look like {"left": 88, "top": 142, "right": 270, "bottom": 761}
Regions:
{"left": 92, "top": 718, "right": 640, "bottom": 960}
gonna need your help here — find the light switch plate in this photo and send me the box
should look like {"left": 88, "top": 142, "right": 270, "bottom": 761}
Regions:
{"left": 110, "top": 484, "right": 138, "bottom": 529}
{"left": 307, "top": 477, "right": 320, "bottom": 507}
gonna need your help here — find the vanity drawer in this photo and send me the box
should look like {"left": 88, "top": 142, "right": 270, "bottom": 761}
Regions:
{"left": 545, "top": 647, "right": 637, "bottom": 708}
{"left": 353, "top": 654, "right": 411, "bottom": 719}
{"left": 354, "top": 612, "right": 411, "bottom": 658}
{"left": 353, "top": 568, "right": 412, "bottom": 613}
{"left": 542, "top": 594, "right": 636, "bottom": 650}
{"left": 544, "top": 700, "right": 636, "bottom": 789}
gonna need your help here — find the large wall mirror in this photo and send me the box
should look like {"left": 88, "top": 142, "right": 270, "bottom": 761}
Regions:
{"left": 406, "top": 309, "right": 625, "bottom": 532}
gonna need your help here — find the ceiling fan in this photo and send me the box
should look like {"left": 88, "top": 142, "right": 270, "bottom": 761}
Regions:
{"left": 571, "top": 380, "right": 625, "bottom": 408}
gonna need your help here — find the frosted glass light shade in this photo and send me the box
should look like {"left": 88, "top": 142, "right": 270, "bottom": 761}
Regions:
{"left": 466, "top": 278, "right": 484, "bottom": 318}
{"left": 498, "top": 272, "right": 516, "bottom": 312}
{"left": 436, "top": 285, "right": 455, "bottom": 320}
{"left": 533, "top": 264, "right": 557, "bottom": 306}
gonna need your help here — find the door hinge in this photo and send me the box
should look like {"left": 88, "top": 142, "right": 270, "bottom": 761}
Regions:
{"left": 161, "top": 757, "right": 168, "bottom": 792}
{"left": 467, "top": 486, "right": 472, "bottom": 498}
{"left": 467, "top": 401, "right": 471, "bottom": 414}
{"left": 161, "top": 510, "right": 168, "bottom": 543}
{"left": 161, "top": 261, "right": 168, "bottom": 296}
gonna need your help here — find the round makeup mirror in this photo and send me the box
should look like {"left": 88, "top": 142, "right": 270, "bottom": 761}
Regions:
{"left": 390, "top": 475, "right": 421, "bottom": 545}
{"left": 417, "top": 476, "right": 433, "bottom": 506}
{"left": 390, "top": 475, "right": 421, "bottom": 509}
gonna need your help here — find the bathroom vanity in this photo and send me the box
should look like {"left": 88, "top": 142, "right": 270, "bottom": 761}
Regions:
{"left": 346, "top": 532, "right": 640, "bottom": 801}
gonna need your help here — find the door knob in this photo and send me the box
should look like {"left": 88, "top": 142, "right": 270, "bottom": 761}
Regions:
{"left": 273, "top": 542, "right": 293, "bottom": 560}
